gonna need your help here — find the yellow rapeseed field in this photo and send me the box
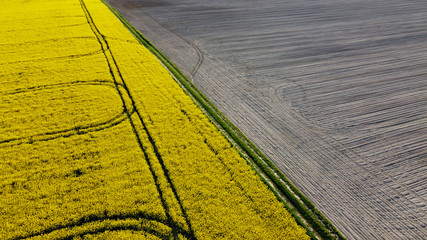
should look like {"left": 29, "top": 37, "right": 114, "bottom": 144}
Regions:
{"left": 0, "top": 0, "right": 310, "bottom": 239}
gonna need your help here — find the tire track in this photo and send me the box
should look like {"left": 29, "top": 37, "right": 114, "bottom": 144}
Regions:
{"left": 0, "top": 49, "right": 103, "bottom": 65}
{"left": 78, "top": 1, "right": 196, "bottom": 239}
{"left": 141, "top": 11, "right": 204, "bottom": 81}
{"left": 0, "top": 80, "right": 133, "bottom": 147}
{"left": 0, "top": 36, "right": 95, "bottom": 46}
{"left": 0, "top": 110, "right": 133, "bottom": 147}
{"left": 189, "top": 41, "right": 204, "bottom": 79}
{"left": 0, "top": 22, "right": 87, "bottom": 34}
{"left": 0, "top": 80, "right": 122, "bottom": 95}
{"left": 11, "top": 211, "right": 192, "bottom": 240}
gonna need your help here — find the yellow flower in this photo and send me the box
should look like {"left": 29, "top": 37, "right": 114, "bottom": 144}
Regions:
{"left": 0, "top": 0, "right": 309, "bottom": 239}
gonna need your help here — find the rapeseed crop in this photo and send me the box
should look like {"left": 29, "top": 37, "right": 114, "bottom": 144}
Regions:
{"left": 0, "top": 0, "right": 310, "bottom": 239}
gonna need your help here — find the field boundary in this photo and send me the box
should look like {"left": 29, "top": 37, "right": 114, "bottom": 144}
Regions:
{"left": 101, "top": 1, "right": 346, "bottom": 239}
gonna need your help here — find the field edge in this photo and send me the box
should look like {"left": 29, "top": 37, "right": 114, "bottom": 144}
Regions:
{"left": 100, "top": 1, "right": 346, "bottom": 239}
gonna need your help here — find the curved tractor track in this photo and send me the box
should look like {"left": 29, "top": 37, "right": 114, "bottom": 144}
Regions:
{"left": 12, "top": 211, "right": 192, "bottom": 240}
{"left": 79, "top": 1, "right": 197, "bottom": 239}
{"left": 140, "top": 10, "right": 204, "bottom": 81}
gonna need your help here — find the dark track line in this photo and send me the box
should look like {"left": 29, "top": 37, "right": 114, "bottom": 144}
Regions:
{"left": 179, "top": 109, "right": 255, "bottom": 203}
{"left": 0, "top": 36, "right": 95, "bottom": 46}
{"left": 189, "top": 41, "right": 204, "bottom": 79}
{"left": 0, "top": 80, "right": 122, "bottom": 95}
{"left": 104, "top": 36, "right": 144, "bottom": 45}
{"left": 141, "top": 11, "right": 204, "bottom": 81}
{"left": 0, "top": 23, "right": 87, "bottom": 34}
{"left": 78, "top": 1, "right": 196, "bottom": 239}
{"left": 62, "top": 225, "right": 171, "bottom": 240}
{"left": 11, "top": 211, "right": 192, "bottom": 240}
{"left": 0, "top": 80, "right": 133, "bottom": 147}
{"left": 0, "top": 109, "right": 133, "bottom": 148}
{"left": 0, "top": 49, "right": 103, "bottom": 65}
